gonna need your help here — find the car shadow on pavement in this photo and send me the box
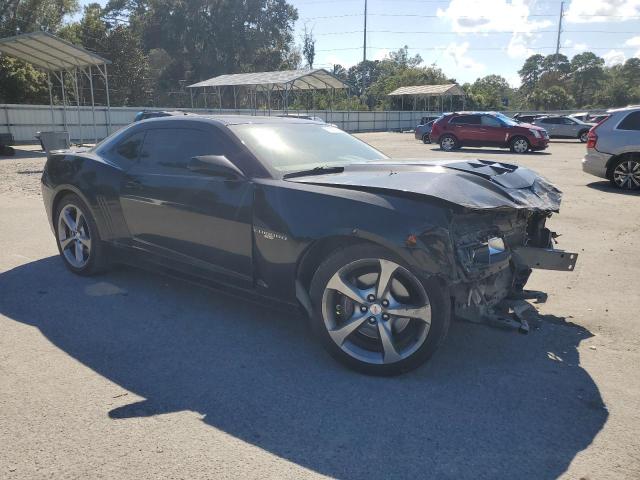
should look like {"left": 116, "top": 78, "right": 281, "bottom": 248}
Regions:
{"left": 0, "top": 147, "right": 46, "bottom": 160}
{"left": 0, "top": 257, "right": 607, "bottom": 480}
{"left": 430, "top": 147, "right": 551, "bottom": 156}
{"left": 586, "top": 181, "right": 640, "bottom": 196}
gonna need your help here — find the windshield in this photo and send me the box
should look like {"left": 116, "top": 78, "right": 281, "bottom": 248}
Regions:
{"left": 229, "top": 123, "right": 388, "bottom": 173}
{"left": 494, "top": 112, "right": 520, "bottom": 126}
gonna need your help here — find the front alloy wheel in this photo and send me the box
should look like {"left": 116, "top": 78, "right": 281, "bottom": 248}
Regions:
{"left": 612, "top": 159, "right": 640, "bottom": 190}
{"left": 510, "top": 137, "right": 529, "bottom": 153}
{"left": 310, "top": 245, "right": 449, "bottom": 375}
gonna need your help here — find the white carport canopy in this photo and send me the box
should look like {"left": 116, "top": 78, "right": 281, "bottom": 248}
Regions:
{"left": 187, "top": 69, "right": 349, "bottom": 110}
{"left": 388, "top": 83, "right": 466, "bottom": 111}
{"left": 0, "top": 31, "right": 113, "bottom": 143}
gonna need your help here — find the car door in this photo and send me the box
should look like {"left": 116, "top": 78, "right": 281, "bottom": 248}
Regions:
{"left": 119, "top": 124, "right": 253, "bottom": 287}
{"left": 557, "top": 117, "right": 578, "bottom": 137}
{"left": 537, "top": 118, "right": 557, "bottom": 136}
{"left": 480, "top": 114, "right": 506, "bottom": 146}
{"left": 449, "top": 114, "right": 482, "bottom": 144}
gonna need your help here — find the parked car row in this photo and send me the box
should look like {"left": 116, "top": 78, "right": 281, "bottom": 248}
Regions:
{"left": 427, "top": 111, "right": 549, "bottom": 153}
{"left": 413, "top": 106, "right": 640, "bottom": 191}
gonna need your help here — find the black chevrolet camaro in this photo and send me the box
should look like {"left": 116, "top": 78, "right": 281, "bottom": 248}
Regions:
{"left": 41, "top": 116, "right": 577, "bottom": 375}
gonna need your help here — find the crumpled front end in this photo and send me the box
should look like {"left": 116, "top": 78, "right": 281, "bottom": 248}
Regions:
{"left": 447, "top": 207, "right": 578, "bottom": 332}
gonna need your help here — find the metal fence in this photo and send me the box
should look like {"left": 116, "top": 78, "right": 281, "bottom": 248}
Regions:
{"left": 1, "top": 103, "right": 608, "bottom": 143}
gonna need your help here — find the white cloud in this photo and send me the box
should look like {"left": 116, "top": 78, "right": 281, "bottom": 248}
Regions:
{"left": 437, "top": 0, "right": 552, "bottom": 59}
{"left": 444, "top": 42, "right": 486, "bottom": 72}
{"left": 603, "top": 50, "right": 627, "bottom": 66}
{"left": 373, "top": 49, "right": 391, "bottom": 61}
{"left": 563, "top": 39, "right": 590, "bottom": 54}
{"left": 565, "top": 0, "right": 640, "bottom": 23}
{"left": 625, "top": 35, "right": 640, "bottom": 57}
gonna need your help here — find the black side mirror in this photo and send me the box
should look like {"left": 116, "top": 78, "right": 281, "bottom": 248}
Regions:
{"left": 187, "top": 155, "right": 245, "bottom": 179}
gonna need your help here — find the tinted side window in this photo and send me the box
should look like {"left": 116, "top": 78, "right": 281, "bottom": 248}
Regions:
{"left": 618, "top": 112, "right": 640, "bottom": 131}
{"left": 481, "top": 115, "right": 502, "bottom": 127}
{"left": 560, "top": 117, "right": 576, "bottom": 125}
{"left": 451, "top": 115, "right": 480, "bottom": 125}
{"left": 111, "top": 132, "right": 145, "bottom": 163}
{"left": 139, "top": 128, "right": 216, "bottom": 170}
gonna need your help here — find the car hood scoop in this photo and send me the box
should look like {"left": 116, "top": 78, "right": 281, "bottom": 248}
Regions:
{"left": 286, "top": 159, "right": 562, "bottom": 211}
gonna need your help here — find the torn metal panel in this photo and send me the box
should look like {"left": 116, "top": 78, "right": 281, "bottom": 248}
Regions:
{"left": 513, "top": 247, "right": 579, "bottom": 271}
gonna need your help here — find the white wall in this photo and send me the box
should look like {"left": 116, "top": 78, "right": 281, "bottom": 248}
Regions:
{"left": 0, "top": 104, "right": 440, "bottom": 143}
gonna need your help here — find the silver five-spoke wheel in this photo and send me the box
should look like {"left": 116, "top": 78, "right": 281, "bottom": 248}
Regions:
{"left": 57, "top": 204, "right": 92, "bottom": 268}
{"left": 321, "top": 258, "right": 431, "bottom": 365}
{"left": 612, "top": 160, "right": 640, "bottom": 190}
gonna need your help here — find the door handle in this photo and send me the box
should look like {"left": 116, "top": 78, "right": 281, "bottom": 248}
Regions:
{"left": 126, "top": 178, "right": 142, "bottom": 188}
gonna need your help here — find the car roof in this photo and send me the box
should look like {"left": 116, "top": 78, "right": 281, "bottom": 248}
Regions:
{"left": 139, "top": 114, "right": 323, "bottom": 126}
{"left": 607, "top": 105, "right": 640, "bottom": 113}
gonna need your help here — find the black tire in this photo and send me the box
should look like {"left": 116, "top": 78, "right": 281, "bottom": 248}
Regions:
{"left": 0, "top": 145, "right": 15, "bottom": 156}
{"left": 609, "top": 157, "right": 640, "bottom": 190}
{"left": 309, "top": 244, "right": 450, "bottom": 376}
{"left": 578, "top": 130, "right": 589, "bottom": 143}
{"left": 509, "top": 136, "right": 530, "bottom": 153}
{"left": 54, "top": 193, "right": 108, "bottom": 276}
{"left": 422, "top": 133, "right": 431, "bottom": 144}
{"left": 439, "top": 134, "right": 458, "bottom": 152}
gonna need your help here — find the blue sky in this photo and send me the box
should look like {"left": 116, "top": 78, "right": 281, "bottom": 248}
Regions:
{"left": 79, "top": 0, "right": 640, "bottom": 86}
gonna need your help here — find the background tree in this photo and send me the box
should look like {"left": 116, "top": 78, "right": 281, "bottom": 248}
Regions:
{"left": 302, "top": 25, "right": 315, "bottom": 69}
{"left": 464, "top": 75, "right": 512, "bottom": 110}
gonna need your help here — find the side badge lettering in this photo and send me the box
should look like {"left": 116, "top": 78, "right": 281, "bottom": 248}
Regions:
{"left": 253, "top": 227, "right": 288, "bottom": 241}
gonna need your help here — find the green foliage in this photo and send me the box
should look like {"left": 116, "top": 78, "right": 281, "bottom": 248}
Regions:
{"left": 0, "top": 56, "right": 48, "bottom": 103}
{"left": 464, "top": 75, "right": 513, "bottom": 110}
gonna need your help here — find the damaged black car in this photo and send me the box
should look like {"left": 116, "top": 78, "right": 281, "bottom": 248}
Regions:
{"left": 41, "top": 116, "right": 577, "bottom": 375}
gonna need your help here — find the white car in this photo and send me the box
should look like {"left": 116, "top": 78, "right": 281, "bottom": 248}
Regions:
{"left": 582, "top": 106, "right": 640, "bottom": 190}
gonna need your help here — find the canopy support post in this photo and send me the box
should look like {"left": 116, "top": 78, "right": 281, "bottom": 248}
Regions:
{"left": 47, "top": 71, "right": 54, "bottom": 128}
{"left": 217, "top": 86, "right": 222, "bottom": 111}
{"left": 72, "top": 68, "right": 83, "bottom": 145}
{"left": 82, "top": 67, "right": 97, "bottom": 143}
{"left": 103, "top": 64, "right": 111, "bottom": 134}
{"left": 190, "top": 89, "right": 194, "bottom": 109}
{"left": 58, "top": 71, "right": 68, "bottom": 133}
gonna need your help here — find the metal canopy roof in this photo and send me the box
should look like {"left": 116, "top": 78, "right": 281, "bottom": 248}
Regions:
{"left": 0, "top": 31, "right": 110, "bottom": 71}
{"left": 187, "top": 68, "right": 348, "bottom": 91}
{"left": 388, "top": 84, "right": 465, "bottom": 97}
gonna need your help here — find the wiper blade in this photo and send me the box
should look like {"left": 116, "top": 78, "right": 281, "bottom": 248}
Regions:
{"left": 283, "top": 165, "right": 345, "bottom": 179}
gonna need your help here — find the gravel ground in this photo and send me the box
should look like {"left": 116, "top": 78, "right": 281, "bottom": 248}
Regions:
{"left": 0, "top": 135, "right": 638, "bottom": 479}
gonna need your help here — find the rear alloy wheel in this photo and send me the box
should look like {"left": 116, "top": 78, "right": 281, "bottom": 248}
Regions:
{"left": 579, "top": 130, "right": 589, "bottom": 143}
{"left": 611, "top": 158, "right": 640, "bottom": 190}
{"left": 310, "top": 245, "right": 449, "bottom": 376}
{"left": 55, "top": 194, "right": 107, "bottom": 275}
{"left": 440, "top": 134, "right": 457, "bottom": 151}
{"left": 510, "top": 136, "right": 529, "bottom": 154}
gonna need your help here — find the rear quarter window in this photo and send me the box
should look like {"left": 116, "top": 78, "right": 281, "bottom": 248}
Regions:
{"left": 617, "top": 112, "right": 640, "bottom": 131}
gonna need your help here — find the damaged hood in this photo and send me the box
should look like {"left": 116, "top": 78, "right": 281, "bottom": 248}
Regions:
{"left": 286, "top": 159, "right": 562, "bottom": 211}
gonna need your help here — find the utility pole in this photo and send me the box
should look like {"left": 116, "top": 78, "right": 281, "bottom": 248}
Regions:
{"left": 363, "top": 0, "right": 368, "bottom": 62}
{"left": 555, "top": 1, "right": 564, "bottom": 56}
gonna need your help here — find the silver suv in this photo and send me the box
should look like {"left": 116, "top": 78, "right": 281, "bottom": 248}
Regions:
{"left": 582, "top": 106, "right": 640, "bottom": 190}
{"left": 533, "top": 116, "right": 595, "bottom": 142}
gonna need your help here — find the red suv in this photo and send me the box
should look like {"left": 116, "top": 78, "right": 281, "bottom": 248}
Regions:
{"left": 430, "top": 112, "right": 549, "bottom": 154}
